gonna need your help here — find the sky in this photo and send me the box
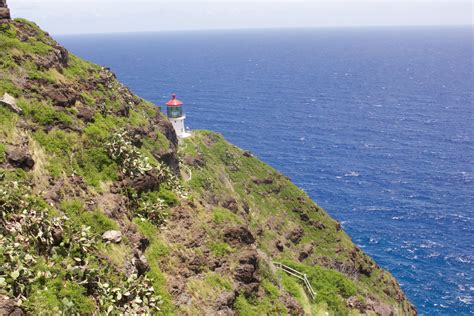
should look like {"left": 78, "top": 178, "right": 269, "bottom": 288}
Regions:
{"left": 8, "top": 0, "right": 473, "bottom": 35}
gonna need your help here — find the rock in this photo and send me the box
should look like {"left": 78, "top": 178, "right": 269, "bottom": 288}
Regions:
{"left": 281, "top": 293, "right": 304, "bottom": 315}
{"left": 102, "top": 230, "right": 122, "bottom": 243}
{"left": 234, "top": 250, "right": 258, "bottom": 284}
{"left": 275, "top": 240, "right": 284, "bottom": 251}
{"left": 76, "top": 103, "right": 96, "bottom": 122}
{"left": 251, "top": 177, "right": 273, "bottom": 185}
{"left": 286, "top": 226, "right": 304, "bottom": 244}
{"left": 298, "top": 243, "right": 314, "bottom": 261}
{"left": 184, "top": 154, "right": 205, "bottom": 167}
{"left": 0, "top": 0, "right": 10, "bottom": 22}
{"left": 42, "top": 85, "right": 78, "bottom": 107}
{"left": 116, "top": 103, "right": 130, "bottom": 117}
{"left": 188, "top": 255, "right": 204, "bottom": 274}
{"left": 309, "top": 220, "right": 326, "bottom": 230}
{"left": 133, "top": 251, "right": 149, "bottom": 275}
{"left": 6, "top": 146, "right": 34, "bottom": 170}
{"left": 121, "top": 169, "right": 163, "bottom": 193}
{"left": 223, "top": 225, "right": 255, "bottom": 246}
{"left": 211, "top": 308, "right": 235, "bottom": 316}
{"left": 234, "top": 264, "right": 256, "bottom": 284}
{"left": 176, "top": 292, "right": 192, "bottom": 306}
{"left": 138, "top": 237, "right": 150, "bottom": 252}
{"left": 0, "top": 93, "right": 21, "bottom": 113}
{"left": 221, "top": 197, "right": 238, "bottom": 212}
{"left": 215, "top": 291, "right": 236, "bottom": 309}
{"left": 0, "top": 295, "right": 23, "bottom": 316}
{"left": 239, "top": 249, "right": 258, "bottom": 267}
{"left": 56, "top": 46, "right": 69, "bottom": 67}
{"left": 299, "top": 212, "right": 310, "bottom": 222}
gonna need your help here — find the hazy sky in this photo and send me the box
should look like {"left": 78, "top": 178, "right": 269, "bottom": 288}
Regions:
{"left": 9, "top": 0, "right": 473, "bottom": 35}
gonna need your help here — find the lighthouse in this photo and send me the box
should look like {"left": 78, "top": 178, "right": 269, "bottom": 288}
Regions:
{"left": 166, "top": 93, "right": 191, "bottom": 139}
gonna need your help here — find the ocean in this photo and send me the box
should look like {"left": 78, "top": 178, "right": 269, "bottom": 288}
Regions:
{"left": 57, "top": 27, "right": 473, "bottom": 314}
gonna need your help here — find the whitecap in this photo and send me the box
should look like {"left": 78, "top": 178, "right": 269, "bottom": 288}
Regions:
{"left": 344, "top": 171, "right": 360, "bottom": 177}
{"left": 458, "top": 296, "right": 472, "bottom": 304}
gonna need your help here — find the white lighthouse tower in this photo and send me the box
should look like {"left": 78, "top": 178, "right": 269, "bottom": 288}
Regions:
{"left": 165, "top": 93, "right": 191, "bottom": 139}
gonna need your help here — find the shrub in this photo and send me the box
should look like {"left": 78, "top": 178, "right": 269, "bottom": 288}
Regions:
{"left": 106, "top": 129, "right": 152, "bottom": 177}
{"left": 135, "top": 192, "right": 168, "bottom": 226}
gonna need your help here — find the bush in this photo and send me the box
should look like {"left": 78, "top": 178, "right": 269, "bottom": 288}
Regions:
{"left": 135, "top": 192, "right": 168, "bottom": 226}
{"left": 106, "top": 129, "right": 152, "bottom": 177}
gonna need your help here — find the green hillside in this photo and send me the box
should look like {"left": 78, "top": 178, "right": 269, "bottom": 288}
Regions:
{"left": 0, "top": 18, "right": 416, "bottom": 315}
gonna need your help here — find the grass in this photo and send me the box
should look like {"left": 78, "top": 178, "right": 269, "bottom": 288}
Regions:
{"left": 18, "top": 98, "right": 74, "bottom": 126}
{"left": 0, "top": 106, "right": 18, "bottom": 141}
{"left": 212, "top": 207, "right": 241, "bottom": 224}
{"left": 187, "top": 272, "right": 233, "bottom": 304}
{"left": 209, "top": 241, "right": 233, "bottom": 257}
{"left": 0, "top": 143, "right": 5, "bottom": 163}
{"left": 60, "top": 199, "right": 119, "bottom": 234}
{"left": 134, "top": 218, "right": 174, "bottom": 314}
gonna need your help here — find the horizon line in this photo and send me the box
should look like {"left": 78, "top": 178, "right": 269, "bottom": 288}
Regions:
{"left": 51, "top": 24, "right": 474, "bottom": 37}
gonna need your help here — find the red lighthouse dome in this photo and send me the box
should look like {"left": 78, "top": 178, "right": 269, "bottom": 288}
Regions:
{"left": 166, "top": 93, "right": 183, "bottom": 107}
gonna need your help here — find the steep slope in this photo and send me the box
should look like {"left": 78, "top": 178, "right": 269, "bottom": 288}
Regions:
{"left": 0, "top": 18, "right": 416, "bottom": 315}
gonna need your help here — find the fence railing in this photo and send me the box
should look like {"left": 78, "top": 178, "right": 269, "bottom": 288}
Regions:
{"left": 273, "top": 261, "right": 316, "bottom": 300}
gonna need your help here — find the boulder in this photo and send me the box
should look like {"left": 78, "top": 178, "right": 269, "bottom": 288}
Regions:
{"left": 133, "top": 251, "right": 149, "bottom": 275}
{"left": 223, "top": 225, "right": 255, "bottom": 246}
{"left": 286, "top": 226, "right": 304, "bottom": 244}
{"left": 121, "top": 169, "right": 163, "bottom": 193}
{"left": 76, "top": 103, "right": 96, "bottom": 122}
{"left": 215, "top": 291, "right": 236, "bottom": 310}
{"left": 234, "top": 250, "right": 258, "bottom": 284}
{"left": 251, "top": 177, "right": 273, "bottom": 185}
{"left": 275, "top": 240, "right": 284, "bottom": 252}
{"left": 0, "top": 7, "right": 10, "bottom": 22}
{"left": 102, "top": 230, "right": 122, "bottom": 243}
{"left": 221, "top": 197, "right": 238, "bottom": 212}
{"left": 298, "top": 243, "right": 314, "bottom": 261}
{"left": 6, "top": 146, "right": 34, "bottom": 170}
{"left": 0, "top": 93, "right": 21, "bottom": 114}
{"left": 234, "top": 264, "right": 256, "bottom": 284}
{"left": 309, "top": 220, "right": 326, "bottom": 230}
{"left": 281, "top": 293, "right": 304, "bottom": 315}
{"left": 0, "top": 295, "right": 23, "bottom": 316}
{"left": 42, "top": 85, "right": 78, "bottom": 107}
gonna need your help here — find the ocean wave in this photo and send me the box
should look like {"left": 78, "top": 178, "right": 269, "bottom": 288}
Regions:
{"left": 344, "top": 171, "right": 360, "bottom": 177}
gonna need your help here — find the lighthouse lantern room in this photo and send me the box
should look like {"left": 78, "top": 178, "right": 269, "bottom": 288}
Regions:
{"left": 166, "top": 93, "right": 191, "bottom": 139}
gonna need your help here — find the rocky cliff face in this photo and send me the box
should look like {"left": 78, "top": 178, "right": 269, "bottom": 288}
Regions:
{"left": 0, "top": 0, "right": 10, "bottom": 22}
{"left": 0, "top": 18, "right": 416, "bottom": 315}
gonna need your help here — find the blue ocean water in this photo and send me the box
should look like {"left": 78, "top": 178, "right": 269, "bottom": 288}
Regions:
{"left": 57, "top": 27, "right": 473, "bottom": 314}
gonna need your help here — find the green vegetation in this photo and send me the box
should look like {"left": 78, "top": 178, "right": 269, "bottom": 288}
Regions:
{"left": 19, "top": 98, "right": 74, "bottom": 126}
{"left": 60, "top": 199, "right": 119, "bottom": 234}
{"left": 212, "top": 207, "right": 241, "bottom": 224}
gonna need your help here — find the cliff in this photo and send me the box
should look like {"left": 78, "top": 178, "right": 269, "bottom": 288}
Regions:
{"left": 0, "top": 16, "right": 416, "bottom": 315}
{"left": 0, "top": 0, "right": 10, "bottom": 22}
